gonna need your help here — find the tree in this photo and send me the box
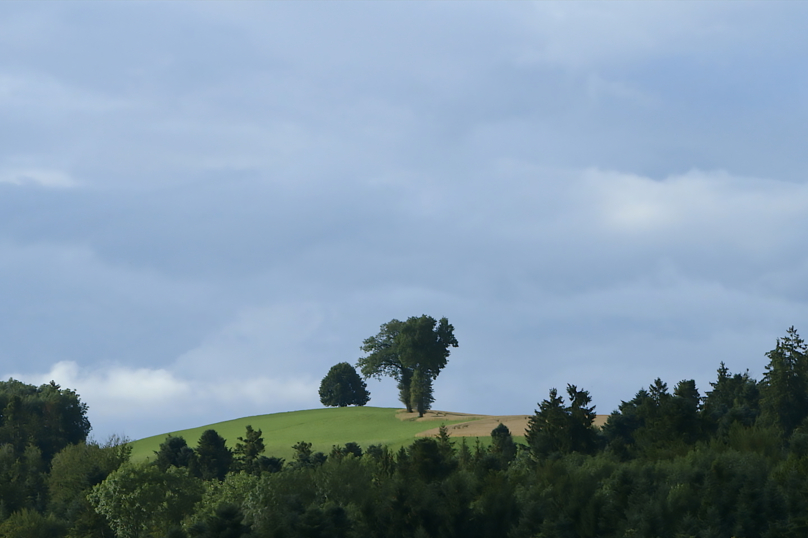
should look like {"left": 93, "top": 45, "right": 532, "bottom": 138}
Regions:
{"left": 193, "top": 430, "right": 233, "bottom": 481}
{"left": 703, "top": 362, "right": 760, "bottom": 435}
{"left": 760, "top": 326, "right": 808, "bottom": 436}
{"left": 233, "top": 425, "right": 265, "bottom": 474}
{"left": 154, "top": 435, "right": 196, "bottom": 472}
{"left": 490, "top": 423, "right": 517, "bottom": 464}
{"left": 525, "top": 384, "right": 597, "bottom": 458}
{"left": 410, "top": 367, "right": 434, "bottom": 417}
{"left": 319, "top": 363, "right": 370, "bottom": 407}
{"left": 357, "top": 315, "right": 458, "bottom": 416}
{"left": 87, "top": 463, "right": 203, "bottom": 538}
{"left": 0, "top": 379, "right": 91, "bottom": 463}
{"left": 47, "top": 437, "right": 130, "bottom": 535}
{"left": 188, "top": 503, "right": 252, "bottom": 538}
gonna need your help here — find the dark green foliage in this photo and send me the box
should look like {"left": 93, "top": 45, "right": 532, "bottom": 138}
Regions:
{"left": 703, "top": 362, "right": 760, "bottom": 436}
{"left": 329, "top": 442, "right": 363, "bottom": 461}
{"left": 13, "top": 329, "right": 808, "bottom": 538}
{"left": 318, "top": 363, "right": 370, "bottom": 407}
{"left": 0, "top": 508, "right": 67, "bottom": 538}
{"left": 47, "top": 437, "right": 130, "bottom": 537}
{"left": 255, "top": 455, "right": 284, "bottom": 473}
{"left": 490, "top": 423, "right": 517, "bottom": 465}
{"left": 0, "top": 379, "right": 93, "bottom": 522}
{"left": 154, "top": 435, "right": 196, "bottom": 472}
{"left": 188, "top": 503, "right": 251, "bottom": 538}
{"left": 761, "top": 326, "right": 808, "bottom": 436}
{"left": 88, "top": 464, "right": 203, "bottom": 538}
{"left": 193, "top": 430, "right": 233, "bottom": 481}
{"left": 357, "top": 315, "right": 458, "bottom": 415}
{"left": 233, "top": 426, "right": 265, "bottom": 475}
{"left": 410, "top": 368, "right": 435, "bottom": 417}
{"left": 526, "top": 384, "right": 597, "bottom": 458}
{"left": 0, "top": 379, "right": 91, "bottom": 463}
{"left": 602, "top": 378, "right": 704, "bottom": 458}
{"left": 290, "top": 440, "right": 327, "bottom": 469}
{"left": 405, "top": 438, "right": 457, "bottom": 482}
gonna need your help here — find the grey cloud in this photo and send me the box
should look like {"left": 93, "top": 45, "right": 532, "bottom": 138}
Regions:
{"left": 2, "top": 2, "right": 808, "bottom": 439}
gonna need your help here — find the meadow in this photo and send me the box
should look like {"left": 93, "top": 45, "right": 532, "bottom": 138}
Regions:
{"left": 129, "top": 406, "right": 527, "bottom": 461}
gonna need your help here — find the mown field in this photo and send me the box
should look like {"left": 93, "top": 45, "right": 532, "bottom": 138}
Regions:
{"left": 129, "top": 406, "right": 526, "bottom": 462}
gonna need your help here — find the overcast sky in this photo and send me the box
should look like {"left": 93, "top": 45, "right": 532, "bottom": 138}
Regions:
{"left": 2, "top": 1, "right": 808, "bottom": 441}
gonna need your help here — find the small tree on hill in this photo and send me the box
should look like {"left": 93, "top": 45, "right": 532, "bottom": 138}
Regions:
{"left": 234, "top": 425, "right": 265, "bottom": 474}
{"left": 192, "top": 430, "right": 232, "bottom": 481}
{"left": 319, "top": 362, "right": 370, "bottom": 407}
{"left": 154, "top": 435, "right": 196, "bottom": 472}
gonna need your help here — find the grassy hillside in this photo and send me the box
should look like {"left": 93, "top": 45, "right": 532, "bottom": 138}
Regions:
{"left": 129, "top": 406, "right": 512, "bottom": 462}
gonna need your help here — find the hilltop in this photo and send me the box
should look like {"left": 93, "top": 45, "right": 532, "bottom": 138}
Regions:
{"left": 128, "top": 406, "right": 538, "bottom": 461}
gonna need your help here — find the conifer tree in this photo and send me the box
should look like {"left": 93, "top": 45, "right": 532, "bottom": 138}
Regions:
{"left": 233, "top": 425, "right": 265, "bottom": 474}
{"left": 760, "top": 326, "right": 808, "bottom": 435}
{"left": 193, "top": 430, "right": 232, "bottom": 481}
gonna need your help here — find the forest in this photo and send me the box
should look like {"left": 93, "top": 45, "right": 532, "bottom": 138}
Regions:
{"left": 1, "top": 327, "right": 808, "bottom": 538}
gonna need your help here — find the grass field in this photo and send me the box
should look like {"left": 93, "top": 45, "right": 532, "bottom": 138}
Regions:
{"left": 129, "top": 406, "right": 525, "bottom": 462}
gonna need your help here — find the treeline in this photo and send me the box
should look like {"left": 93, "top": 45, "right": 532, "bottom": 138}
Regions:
{"left": 2, "top": 327, "right": 808, "bottom": 537}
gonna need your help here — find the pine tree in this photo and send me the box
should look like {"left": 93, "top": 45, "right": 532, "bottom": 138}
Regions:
{"left": 193, "top": 430, "right": 232, "bottom": 481}
{"left": 233, "top": 425, "right": 265, "bottom": 474}
{"left": 761, "top": 327, "right": 808, "bottom": 435}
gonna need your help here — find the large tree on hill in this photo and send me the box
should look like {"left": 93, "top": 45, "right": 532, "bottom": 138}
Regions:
{"left": 357, "top": 315, "right": 458, "bottom": 416}
{"left": 319, "top": 362, "right": 370, "bottom": 407}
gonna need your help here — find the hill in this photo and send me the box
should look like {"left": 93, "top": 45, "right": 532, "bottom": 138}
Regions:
{"left": 129, "top": 406, "right": 530, "bottom": 462}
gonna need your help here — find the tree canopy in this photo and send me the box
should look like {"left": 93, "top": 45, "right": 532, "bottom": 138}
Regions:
{"left": 357, "top": 315, "right": 458, "bottom": 416}
{"left": 319, "top": 362, "right": 370, "bottom": 407}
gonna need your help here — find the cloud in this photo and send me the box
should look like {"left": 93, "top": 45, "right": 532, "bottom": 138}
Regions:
{"left": 0, "top": 167, "right": 77, "bottom": 188}
{"left": 517, "top": 3, "right": 806, "bottom": 70}
{"left": 9, "top": 361, "right": 190, "bottom": 417}
{"left": 583, "top": 168, "right": 808, "bottom": 242}
{"left": 8, "top": 359, "right": 319, "bottom": 439}
{"left": 1, "top": 2, "right": 808, "bottom": 442}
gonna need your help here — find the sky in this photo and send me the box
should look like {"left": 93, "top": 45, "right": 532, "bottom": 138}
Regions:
{"left": 2, "top": 1, "right": 808, "bottom": 441}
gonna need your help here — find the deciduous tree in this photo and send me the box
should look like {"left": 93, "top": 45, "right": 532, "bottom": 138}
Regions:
{"left": 319, "top": 363, "right": 370, "bottom": 407}
{"left": 357, "top": 315, "right": 457, "bottom": 416}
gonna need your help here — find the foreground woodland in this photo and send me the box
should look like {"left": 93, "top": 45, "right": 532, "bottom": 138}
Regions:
{"left": 2, "top": 327, "right": 808, "bottom": 537}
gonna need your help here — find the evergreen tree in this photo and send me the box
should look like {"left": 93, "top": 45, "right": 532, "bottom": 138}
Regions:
{"left": 760, "top": 326, "right": 808, "bottom": 435}
{"left": 703, "top": 362, "right": 760, "bottom": 435}
{"left": 410, "top": 368, "right": 435, "bottom": 417}
{"left": 233, "top": 426, "right": 265, "bottom": 474}
{"left": 154, "top": 435, "right": 196, "bottom": 472}
{"left": 526, "top": 385, "right": 596, "bottom": 458}
{"left": 193, "top": 430, "right": 233, "bottom": 481}
{"left": 490, "top": 423, "right": 517, "bottom": 464}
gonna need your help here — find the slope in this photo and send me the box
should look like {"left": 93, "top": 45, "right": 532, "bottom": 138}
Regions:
{"left": 128, "top": 406, "right": 491, "bottom": 462}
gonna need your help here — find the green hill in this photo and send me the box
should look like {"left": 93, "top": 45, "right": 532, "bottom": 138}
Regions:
{"left": 129, "top": 406, "right": 491, "bottom": 462}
